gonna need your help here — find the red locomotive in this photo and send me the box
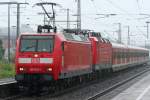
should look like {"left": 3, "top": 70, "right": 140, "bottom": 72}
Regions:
{"left": 15, "top": 27, "right": 149, "bottom": 89}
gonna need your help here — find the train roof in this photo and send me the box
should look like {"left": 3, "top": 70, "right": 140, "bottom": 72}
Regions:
{"left": 111, "top": 42, "right": 127, "bottom": 49}
{"left": 20, "top": 32, "right": 56, "bottom": 36}
{"left": 112, "top": 42, "right": 149, "bottom": 51}
{"left": 19, "top": 32, "right": 90, "bottom": 42}
{"left": 19, "top": 32, "right": 149, "bottom": 52}
{"left": 128, "top": 45, "right": 149, "bottom": 51}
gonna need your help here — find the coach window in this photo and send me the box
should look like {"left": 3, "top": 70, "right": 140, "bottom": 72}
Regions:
{"left": 118, "top": 52, "right": 121, "bottom": 59}
{"left": 123, "top": 51, "right": 126, "bottom": 59}
{"left": 119, "top": 51, "right": 121, "bottom": 58}
{"left": 123, "top": 51, "right": 124, "bottom": 58}
{"left": 123, "top": 51, "right": 125, "bottom": 58}
{"left": 121, "top": 51, "right": 123, "bottom": 58}
{"left": 130, "top": 52, "right": 132, "bottom": 58}
{"left": 132, "top": 52, "right": 134, "bottom": 57}
{"left": 121, "top": 50, "right": 123, "bottom": 58}
{"left": 120, "top": 51, "right": 123, "bottom": 58}
{"left": 113, "top": 50, "right": 115, "bottom": 58}
{"left": 127, "top": 52, "right": 130, "bottom": 58}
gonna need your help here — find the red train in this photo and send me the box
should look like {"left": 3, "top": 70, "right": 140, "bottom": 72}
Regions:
{"left": 15, "top": 29, "right": 149, "bottom": 88}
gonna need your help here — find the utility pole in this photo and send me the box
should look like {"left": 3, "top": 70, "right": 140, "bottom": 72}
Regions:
{"left": 16, "top": 3, "right": 20, "bottom": 38}
{"left": 60, "top": 8, "right": 70, "bottom": 29}
{"left": 146, "top": 21, "right": 150, "bottom": 39}
{"left": 16, "top": 3, "right": 29, "bottom": 37}
{"left": 0, "top": 2, "right": 28, "bottom": 38}
{"left": 0, "top": 2, "right": 28, "bottom": 62}
{"left": 8, "top": 4, "right": 10, "bottom": 63}
{"left": 77, "top": 0, "right": 81, "bottom": 30}
{"left": 67, "top": 8, "right": 70, "bottom": 29}
{"left": 125, "top": 25, "right": 130, "bottom": 45}
{"left": 116, "top": 23, "right": 122, "bottom": 43}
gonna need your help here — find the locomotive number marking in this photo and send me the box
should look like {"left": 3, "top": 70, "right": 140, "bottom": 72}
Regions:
{"left": 31, "top": 58, "right": 40, "bottom": 63}
{"left": 30, "top": 68, "right": 41, "bottom": 72}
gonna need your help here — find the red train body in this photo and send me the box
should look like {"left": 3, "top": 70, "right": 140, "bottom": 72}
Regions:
{"left": 15, "top": 31, "right": 149, "bottom": 85}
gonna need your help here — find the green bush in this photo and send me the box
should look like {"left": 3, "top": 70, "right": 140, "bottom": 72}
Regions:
{"left": 0, "top": 61, "right": 15, "bottom": 79}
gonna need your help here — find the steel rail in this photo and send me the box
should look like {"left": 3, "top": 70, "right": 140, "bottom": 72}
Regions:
{"left": 87, "top": 67, "right": 150, "bottom": 100}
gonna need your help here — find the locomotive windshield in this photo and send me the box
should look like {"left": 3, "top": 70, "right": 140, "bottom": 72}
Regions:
{"left": 20, "top": 35, "right": 54, "bottom": 52}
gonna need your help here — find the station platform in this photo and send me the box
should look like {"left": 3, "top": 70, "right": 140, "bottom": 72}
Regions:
{"left": 0, "top": 78, "right": 16, "bottom": 85}
{"left": 111, "top": 72, "right": 150, "bottom": 100}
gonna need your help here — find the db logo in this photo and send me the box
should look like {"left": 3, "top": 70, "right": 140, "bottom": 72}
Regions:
{"left": 31, "top": 58, "right": 40, "bottom": 63}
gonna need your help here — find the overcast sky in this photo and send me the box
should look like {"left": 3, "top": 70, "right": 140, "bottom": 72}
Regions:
{"left": 0, "top": 0, "right": 150, "bottom": 46}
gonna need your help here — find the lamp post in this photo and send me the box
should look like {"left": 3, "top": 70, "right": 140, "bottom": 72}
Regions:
{"left": 124, "top": 25, "right": 130, "bottom": 45}
{"left": 0, "top": 2, "right": 28, "bottom": 38}
{"left": 60, "top": 8, "right": 70, "bottom": 29}
{"left": 146, "top": 21, "right": 150, "bottom": 39}
{"left": 114, "top": 23, "right": 121, "bottom": 43}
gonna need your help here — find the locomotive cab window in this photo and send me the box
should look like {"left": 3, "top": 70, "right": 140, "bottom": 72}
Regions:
{"left": 20, "top": 35, "right": 54, "bottom": 52}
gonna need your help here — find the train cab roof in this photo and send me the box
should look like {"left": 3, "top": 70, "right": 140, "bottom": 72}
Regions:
{"left": 19, "top": 32, "right": 65, "bottom": 41}
{"left": 20, "top": 32, "right": 56, "bottom": 36}
{"left": 19, "top": 31, "right": 90, "bottom": 43}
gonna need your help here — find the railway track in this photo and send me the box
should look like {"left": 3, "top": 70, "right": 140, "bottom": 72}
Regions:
{"left": 3, "top": 94, "right": 23, "bottom": 100}
{"left": 1, "top": 65, "right": 149, "bottom": 100}
{"left": 87, "top": 66, "right": 150, "bottom": 100}
{"left": 0, "top": 79, "right": 20, "bottom": 100}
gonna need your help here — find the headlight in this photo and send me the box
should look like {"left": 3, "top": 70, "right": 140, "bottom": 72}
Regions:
{"left": 19, "top": 67, "right": 24, "bottom": 71}
{"left": 47, "top": 68, "right": 52, "bottom": 71}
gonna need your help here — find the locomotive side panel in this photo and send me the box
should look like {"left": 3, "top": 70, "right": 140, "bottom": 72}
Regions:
{"left": 97, "top": 40, "right": 112, "bottom": 70}
{"left": 59, "top": 41, "right": 92, "bottom": 78}
{"left": 90, "top": 37, "right": 112, "bottom": 72}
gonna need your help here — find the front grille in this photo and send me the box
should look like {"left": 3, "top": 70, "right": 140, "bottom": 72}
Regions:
{"left": 24, "top": 74, "right": 41, "bottom": 81}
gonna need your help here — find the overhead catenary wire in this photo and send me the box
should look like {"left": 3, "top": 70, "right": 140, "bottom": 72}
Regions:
{"left": 105, "top": 0, "right": 144, "bottom": 22}
{"left": 104, "top": 0, "right": 148, "bottom": 41}
{"left": 136, "top": 26, "right": 147, "bottom": 37}
{"left": 105, "top": 0, "right": 131, "bottom": 15}
{"left": 136, "top": 0, "right": 141, "bottom": 13}
{"left": 90, "top": 0, "right": 99, "bottom": 14}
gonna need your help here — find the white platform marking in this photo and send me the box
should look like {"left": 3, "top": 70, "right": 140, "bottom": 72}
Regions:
{"left": 111, "top": 73, "right": 150, "bottom": 100}
{"left": 136, "top": 84, "right": 150, "bottom": 100}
